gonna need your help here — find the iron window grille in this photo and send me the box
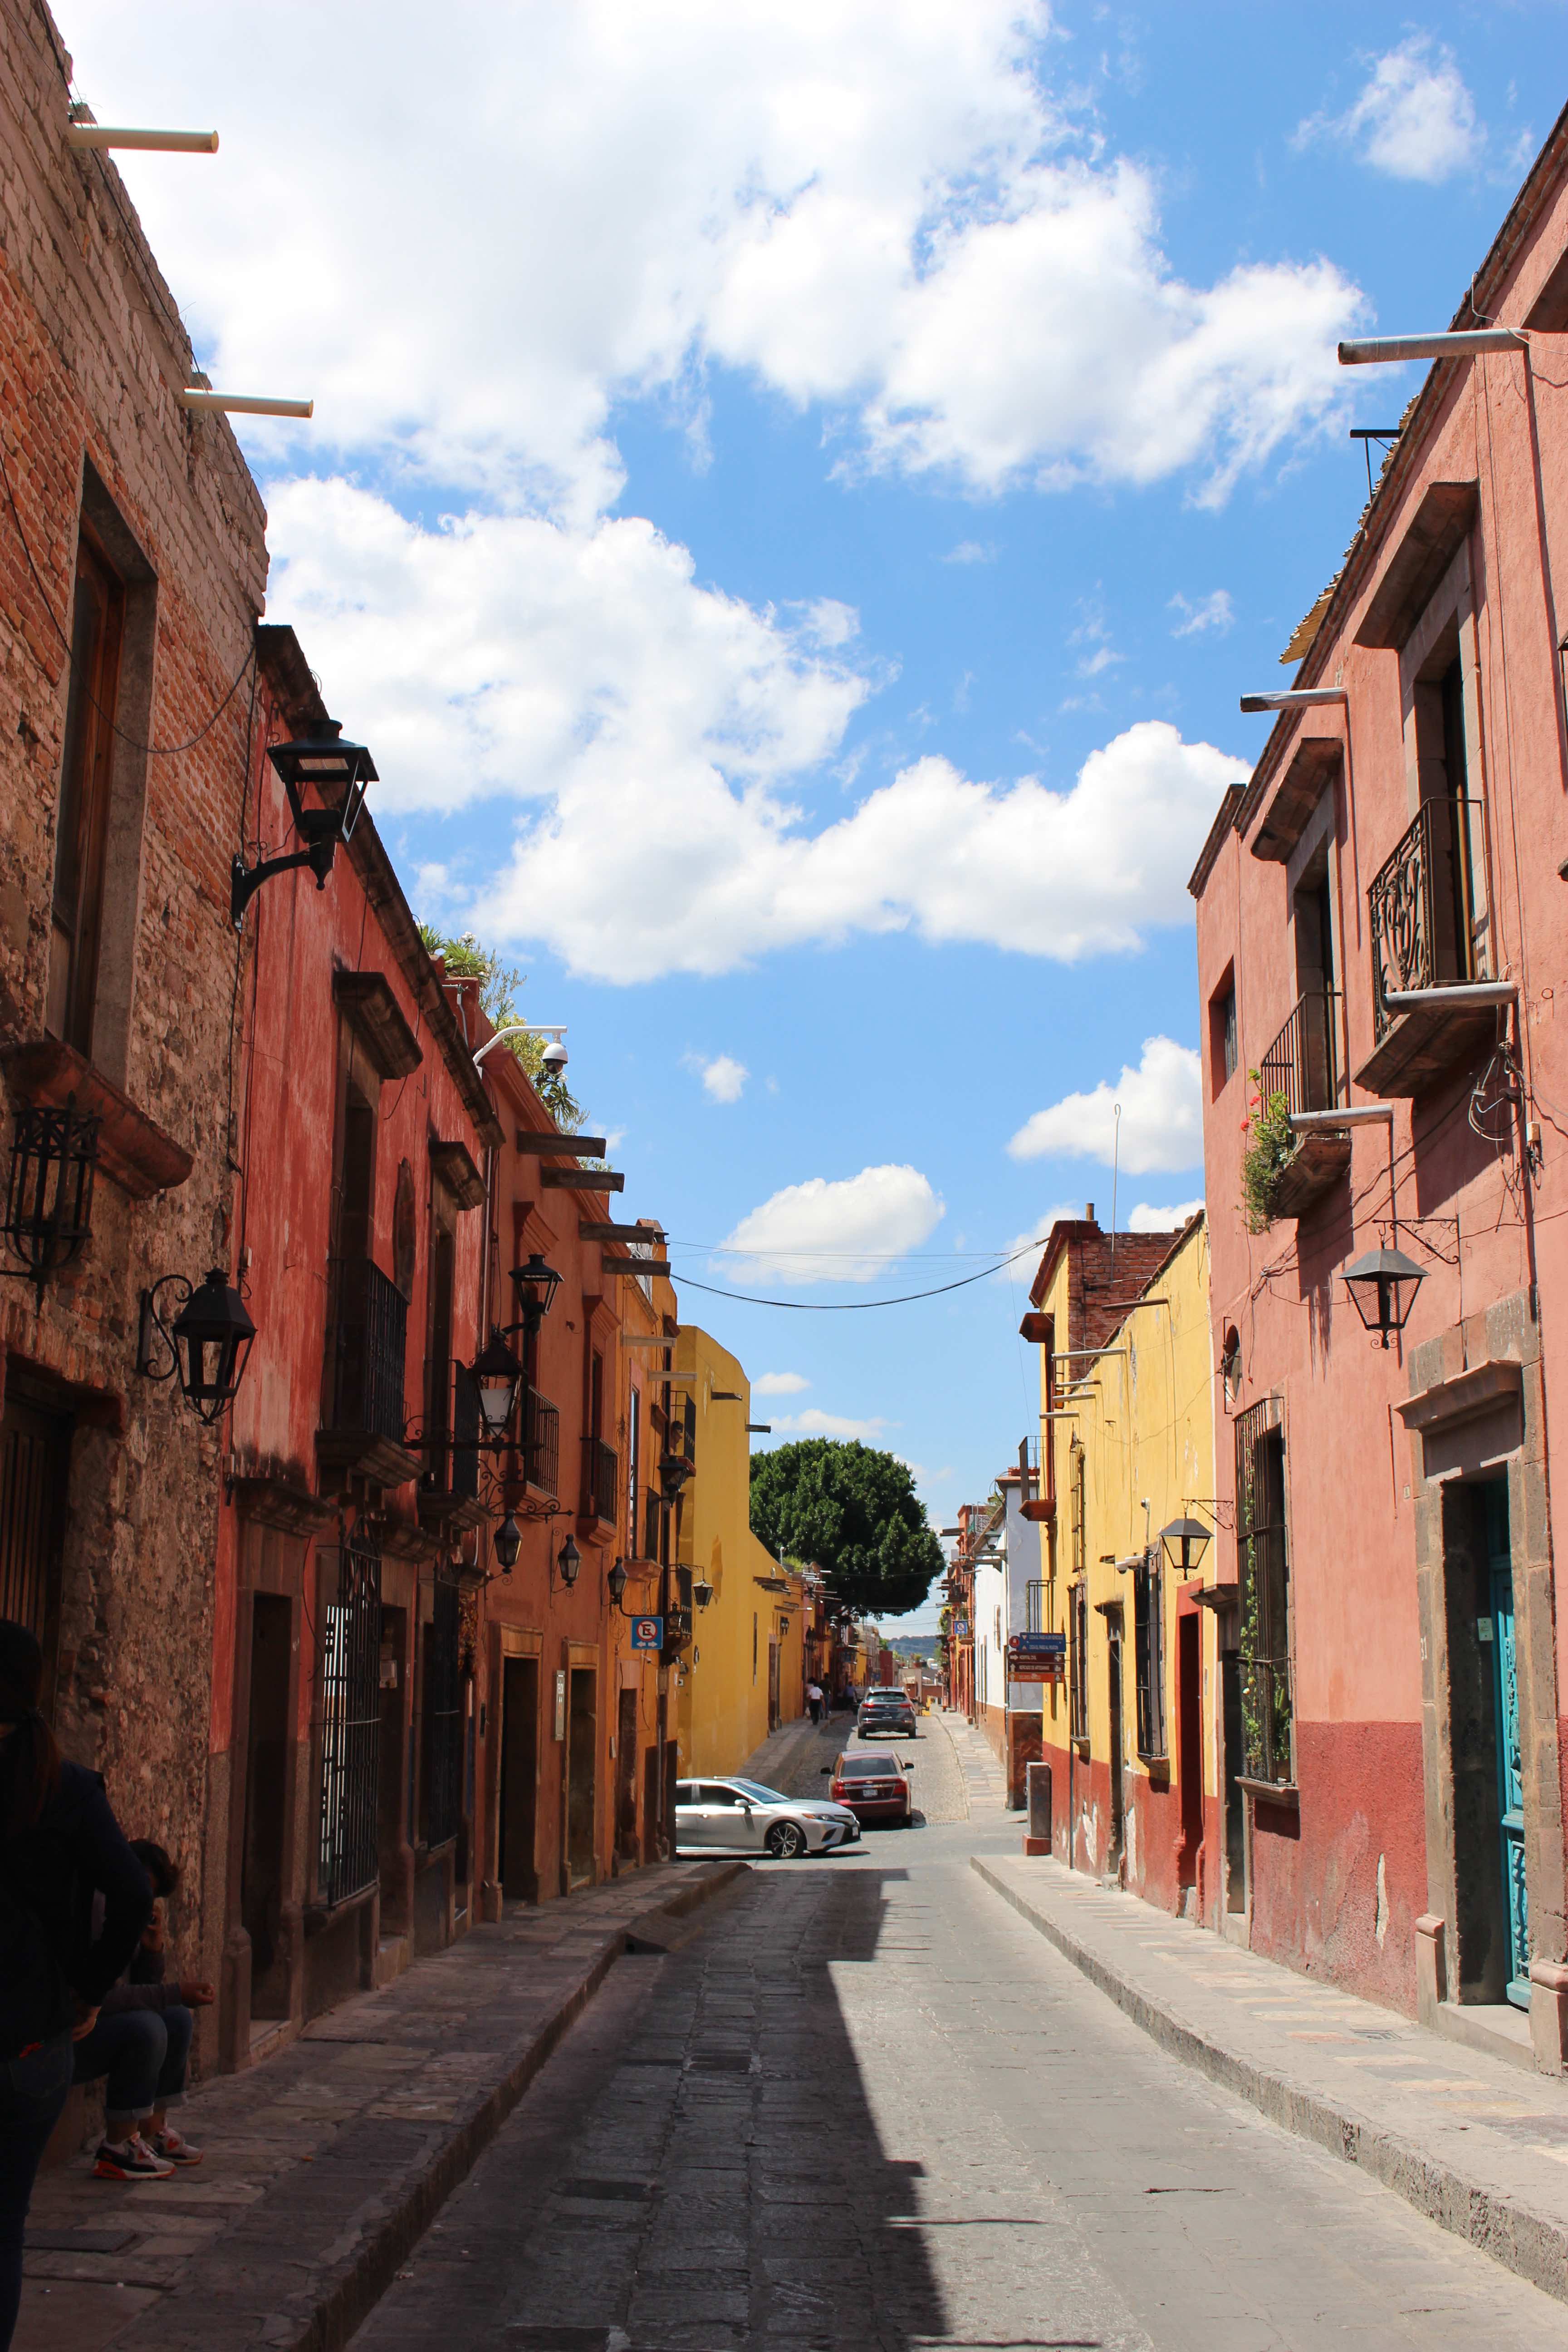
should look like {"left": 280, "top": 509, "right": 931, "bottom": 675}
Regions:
{"left": 328, "top": 1257, "right": 407, "bottom": 1441}
{"left": 1070, "top": 1443, "right": 1086, "bottom": 1579}
{"left": 421, "top": 1577, "right": 463, "bottom": 1850}
{"left": 523, "top": 1384, "right": 559, "bottom": 1498}
{"left": 1235, "top": 1395, "right": 1292, "bottom": 1784}
{"left": 1259, "top": 990, "right": 1343, "bottom": 1120}
{"left": 317, "top": 1534, "right": 382, "bottom": 1908}
{"left": 1025, "top": 1578, "right": 1048, "bottom": 1634}
{"left": 1367, "top": 795, "right": 1486, "bottom": 1040}
{"left": 585, "top": 1434, "right": 619, "bottom": 1527}
{"left": 1068, "top": 1578, "right": 1089, "bottom": 1744}
{"left": 1133, "top": 1548, "right": 1167, "bottom": 1762}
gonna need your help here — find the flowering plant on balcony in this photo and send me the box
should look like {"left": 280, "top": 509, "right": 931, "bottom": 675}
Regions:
{"left": 1239, "top": 1071, "right": 1293, "bottom": 1234}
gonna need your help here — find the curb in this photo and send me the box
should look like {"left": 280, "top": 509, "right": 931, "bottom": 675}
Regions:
{"left": 972, "top": 1854, "right": 1568, "bottom": 2308}
{"left": 114, "top": 1859, "right": 750, "bottom": 2352}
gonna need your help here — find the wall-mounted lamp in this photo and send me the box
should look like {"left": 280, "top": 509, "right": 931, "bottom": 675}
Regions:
{"left": 469, "top": 1329, "right": 525, "bottom": 1439}
{"left": 232, "top": 718, "right": 376, "bottom": 926}
{"left": 512, "top": 1252, "right": 563, "bottom": 1333}
{"left": 1342, "top": 1245, "right": 1425, "bottom": 1348}
{"left": 693, "top": 1575, "right": 715, "bottom": 1610}
{"left": 1158, "top": 1516, "right": 1212, "bottom": 1577}
{"left": 1, "top": 1094, "right": 99, "bottom": 1302}
{"left": 607, "top": 1556, "right": 629, "bottom": 1611}
{"left": 555, "top": 1534, "right": 582, "bottom": 1589}
{"left": 494, "top": 1513, "right": 524, "bottom": 1574}
{"left": 137, "top": 1268, "right": 255, "bottom": 1424}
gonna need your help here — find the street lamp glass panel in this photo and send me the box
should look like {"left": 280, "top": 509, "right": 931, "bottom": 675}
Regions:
{"left": 1342, "top": 1245, "right": 1425, "bottom": 1349}
{"left": 693, "top": 1576, "right": 715, "bottom": 1609}
{"left": 1158, "top": 1516, "right": 1212, "bottom": 1576}
{"left": 515, "top": 1252, "right": 563, "bottom": 1329}
{"left": 557, "top": 1535, "right": 582, "bottom": 1588}
{"left": 169, "top": 1269, "right": 256, "bottom": 1425}
{"left": 266, "top": 719, "right": 376, "bottom": 847}
{"left": 469, "top": 1329, "right": 524, "bottom": 1432}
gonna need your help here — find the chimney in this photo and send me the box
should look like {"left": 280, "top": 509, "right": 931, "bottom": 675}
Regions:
{"left": 1085, "top": 1202, "right": 1095, "bottom": 1222}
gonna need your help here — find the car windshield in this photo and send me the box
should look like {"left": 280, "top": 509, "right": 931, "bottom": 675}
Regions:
{"left": 728, "top": 1780, "right": 787, "bottom": 1804}
{"left": 838, "top": 1759, "right": 902, "bottom": 1778}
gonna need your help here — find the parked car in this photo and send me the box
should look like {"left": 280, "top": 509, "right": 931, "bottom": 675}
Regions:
{"left": 857, "top": 1687, "right": 918, "bottom": 1738}
{"left": 673, "top": 1776, "right": 861, "bottom": 1860}
{"left": 822, "top": 1749, "right": 914, "bottom": 1827}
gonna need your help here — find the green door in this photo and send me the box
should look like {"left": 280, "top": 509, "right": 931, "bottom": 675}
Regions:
{"left": 1485, "top": 1483, "right": 1530, "bottom": 2010}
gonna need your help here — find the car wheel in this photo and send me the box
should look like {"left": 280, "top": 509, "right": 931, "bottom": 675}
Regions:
{"left": 765, "top": 1820, "right": 807, "bottom": 1860}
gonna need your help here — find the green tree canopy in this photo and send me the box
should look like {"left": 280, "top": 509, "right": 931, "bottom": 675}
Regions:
{"left": 750, "top": 1440, "right": 943, "bottom": 1620}
{"left": 416, "top": 925, "right": 581, "bottom": 1130}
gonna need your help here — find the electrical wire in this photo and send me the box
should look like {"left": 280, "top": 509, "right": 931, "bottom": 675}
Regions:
{"left": 671, "top": 1232, "right": 1053, "bottom": 1311}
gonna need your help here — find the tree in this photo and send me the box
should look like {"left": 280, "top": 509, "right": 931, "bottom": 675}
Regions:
{"left": 750, "top": 1440, "right": 944, "bottom": 1620}
{"left": 416, "top": 925, "right": 581, "bottom": 1130}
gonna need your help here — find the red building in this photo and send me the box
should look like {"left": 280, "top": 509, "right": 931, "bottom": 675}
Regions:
{"left": 1192, "top": 113, "right": 1568, "bottom": 2067}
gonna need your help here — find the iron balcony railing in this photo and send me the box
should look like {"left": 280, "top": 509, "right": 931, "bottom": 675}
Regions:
{"left": 585, "top": 1435, "right": 619, "bottom": 1526}
{"left": 328, "top": 1258, "right": 407, "bottom": 1442}
{"left": 1258, "top": 990, "right": 1343, "bottom": 1119}
{"left": 523, "top": 1385, "right": 559, "bottom": 1498}
{"left": 1368, "top": 795, "right": 1484, "bottom": 1040}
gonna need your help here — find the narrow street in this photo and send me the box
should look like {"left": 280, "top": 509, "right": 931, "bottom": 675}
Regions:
{"left": 347, "top": 1715, "right": 1568, "bottom": 2352}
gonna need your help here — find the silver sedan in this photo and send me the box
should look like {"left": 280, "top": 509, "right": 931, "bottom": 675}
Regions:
{"left": 674, "top": 1776, "right": 861, "bottom": 1860}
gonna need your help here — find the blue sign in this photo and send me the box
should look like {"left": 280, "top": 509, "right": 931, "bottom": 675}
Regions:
{"left": 630, "top": 1616, "right": 663, "bottom": 1651}
{"left": 1013, "top": 1631, "right": 1067, "bottom": 1655}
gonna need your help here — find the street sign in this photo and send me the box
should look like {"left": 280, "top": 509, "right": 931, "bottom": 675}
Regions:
{"left": 955, "top": 1619, "right": 970, "bottom": 1639}
{"left": 630, "top": 1616, "right": 663, "bottom": 1651}
{"left": 1012, "top": 1631, "right": 1067, "bottom": 1654}
{"left": 1008, "top": 1656, "right": 1065, "bottom": 1681}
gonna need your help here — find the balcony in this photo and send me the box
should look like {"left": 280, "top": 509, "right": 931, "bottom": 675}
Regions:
{"left": 583, "top": 1434, "right": 619, "bottom": 1529}
{"left": 419, "top": 1361, "right": 489, "bottom": 1535}
{"left": 1018, "top": 1434, "right": 1053, "bottom": 1524}
{"left": 522, "top": 1385, "right": 559, "bottom": 1500}
{"left": 1355, "top": 797, "right": 1496, "bottom": 1096}
{"left": 1259, "top": 991, "right": 1348, "bottom": 1220}
{"left": 318, "top": 1259, "right": 419, "bottom": 1491}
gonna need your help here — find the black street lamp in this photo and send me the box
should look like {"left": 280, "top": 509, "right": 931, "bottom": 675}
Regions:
{"left": 1, "top": 1094, "right": 99, "bottom": 1301}
{"left": 494, "top": 1513, "right": 524, "bottom": 1574}
{"left": 469, "top": 1328, "right": 525, "bottom": 1440}
{"left": 607, "top": 1556, "right": 629, "bottom": 1611}
{"left": 693, "top": 1575, "right": 715, "bottom": 1610}
{"left": 137, "top": 1268, "right": 256, "bottom": 1424}
{"left": 512, "top": 1252, "right": 563, "bottom": 1333}
{"left": 1342, "top": 1244, "right": 1425, "bottom": 1348}
{"left": 232, "top": 717, "right": 377, "bottom": 926}
{"left": 555, "top": 1534, "right": 582, "bottom": 1589}
{"left": 1158, "top": 1516, "right": 1212, "bottom": 1577}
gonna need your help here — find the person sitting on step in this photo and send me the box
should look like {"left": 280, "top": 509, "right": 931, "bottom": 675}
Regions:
{"left": 74, "top": 1839, "right": 214, "bottom": 2178}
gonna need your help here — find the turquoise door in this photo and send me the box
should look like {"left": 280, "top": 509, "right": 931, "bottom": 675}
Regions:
{"left": 1486, "top": 1484, "right": 1530, "bottom": 2010}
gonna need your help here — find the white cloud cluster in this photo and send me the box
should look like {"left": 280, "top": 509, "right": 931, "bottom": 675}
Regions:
{"left": 74, "top": 0, "right": 1362, "bottom": 511}
{"left": 1127, "top": 1198, "right": 1205, "bottom": 1232}
{"left": 1007, "top": 1037, "right": 1204, "bottom": 1175}
{"left": 1169, "top": 590, "right": 1234, "bottom": 638}
{"left": 765, "top": 1410, "right": 891, "bottom": 1442}
{"left": 752, "top": 1372, "right": 810, "bottom": 1397}
{"left": 719, "top": 1166, "right": 943, "bottom": 1284}
{"left": 691, "top": 1054, "right": 750, "bottom": 1104}
{"left": 1299, "top": 40, "right": 1480, "bottom": 184}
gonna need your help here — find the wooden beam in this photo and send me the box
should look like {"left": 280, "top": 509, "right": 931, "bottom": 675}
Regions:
{"left": 580, "top": 1222, "right": 666, "bottom": 1243}
{"left": 514, "top": 1131, "right": 607, "bottom": 1157}
{"left": 602, "top": 1257, "right": 671, "bottom": 1275}
{"left": 541, "top": 1167, "right": 624, "bottom": 1191}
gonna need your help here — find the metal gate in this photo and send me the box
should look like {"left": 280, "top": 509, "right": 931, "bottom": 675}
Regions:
{"left": 1235, "top": 1395, "right": 1292, "bottom": 1785}
{"left": 0, "top": 1397, "right": 68, "bottom": 1644}
{"left": 317, "top": 1535, "right": 382, "bottom": 1908}
{"left": 421, "top": 1578, "right": 463, "bottom": 1849}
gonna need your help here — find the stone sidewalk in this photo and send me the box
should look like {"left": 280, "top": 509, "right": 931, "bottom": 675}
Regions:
{"left": 17, "top": 1859, "right": 747, "bottom": 2352}
{"left": 975, "top": 1851, "right": 1568, "bottom": 2307}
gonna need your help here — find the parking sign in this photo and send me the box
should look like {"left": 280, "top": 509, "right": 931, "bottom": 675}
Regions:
{"left": 631, "top": 1616, "right": 663, "bottom": 1651}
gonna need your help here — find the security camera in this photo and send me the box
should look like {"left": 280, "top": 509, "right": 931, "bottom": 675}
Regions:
{"left": 541, "top": 1039, "right": 568, "bottom": 1076}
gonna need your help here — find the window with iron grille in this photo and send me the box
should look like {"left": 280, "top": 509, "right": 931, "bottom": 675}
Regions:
{"left": 318, "top": 1536, "right": 382, "bottom": 1908}
{"left": 1068, "top": 1578, "right": 1088, "bottom": 1743}
{"left": 1070, "top": 1443, "right": 1086, "bottom": 1578}
{"left": 421, "top": 1578, "right": 464, "bottom": 1849}
{"left": 1133, "top": 1548, "right": 1167, "bottom": 1761}
{"left": 1025, "top": 1579, "right": 1047, "bottom": 1633}
{"left": 1236, "top": 1395, "right": 1292, "bottom": 1784}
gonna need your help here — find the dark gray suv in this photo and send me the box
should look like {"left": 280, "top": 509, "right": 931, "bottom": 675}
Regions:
{"left": 857, "top": 1686, "right": 918, "bottom": 1738}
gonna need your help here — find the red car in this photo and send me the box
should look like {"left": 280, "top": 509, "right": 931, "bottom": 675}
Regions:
{"left": 824, "top": 1748, "right": 914, "bottom": 1827}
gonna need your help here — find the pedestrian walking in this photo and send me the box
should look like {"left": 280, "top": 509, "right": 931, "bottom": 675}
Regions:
{"left": 806, "top": 1680, "right": 823, "bottom": 1725}
{"left": 72, "top": 1840, "right": 213, "bottom": 2176}
{"left": 0, "top": 1621, "right": 151, "bottom": 2352}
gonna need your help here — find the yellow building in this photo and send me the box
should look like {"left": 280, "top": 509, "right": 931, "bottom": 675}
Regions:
{"left": 1028, "top": 1213, "right": 1225, "bottom": 1921}
{"left": 671, "top": 1324, "right": 806, "bottom": 1776}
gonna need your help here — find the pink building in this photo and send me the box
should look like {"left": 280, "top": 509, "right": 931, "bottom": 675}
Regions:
{"left": 1191, "top": 113, "right": 1568, "bottom": 2070}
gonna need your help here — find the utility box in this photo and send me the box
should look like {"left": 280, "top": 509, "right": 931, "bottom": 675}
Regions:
{"left": 1024, "top": 1761, "right": 1052, "bottom": 1855}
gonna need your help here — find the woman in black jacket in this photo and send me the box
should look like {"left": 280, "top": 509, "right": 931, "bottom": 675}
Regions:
{"left": 0, "top": 1621, "right": 150, "bottom": 2351}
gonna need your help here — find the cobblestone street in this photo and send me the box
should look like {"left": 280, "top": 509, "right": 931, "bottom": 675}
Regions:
{"left": 343, "top": 1713, "right": 1568, "bottom": 2352}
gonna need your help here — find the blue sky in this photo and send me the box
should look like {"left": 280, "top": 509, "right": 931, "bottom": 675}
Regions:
{"left": 72, "top": 2, "right": 1567, "bottom": 1628}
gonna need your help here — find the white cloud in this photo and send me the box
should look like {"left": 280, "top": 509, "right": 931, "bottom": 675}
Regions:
{"left": 719, "top": 1165, "right": 943, "bottom": 1284}
{"left": 1127, "top": 1198, "right": 1204, "bottom": 1232}
{"left": 691, "top": 1053, "right": 749, "bottom": 1103}
{"left": 1299, "top": 40, "right": 1480, "bottom": 184}
{"left": 1169, "top": 589, "right": 1234, "bottom": 638}
{"left": 1069, "top": 600, "right": 1122, "bottom": 678}
{"left": 995, "top": 1202, "right": 1085, "bottom": 1280}
{"left": 752, "top": 1371, "right": 810, "bottom": 1396}
{"left": 1007, "top": 1036, "right": 1203, "bottom": 1174}
{"left": 765, "top": 1410, "right": 891, "bottom": 1441}
{"left": 73, "top": 0, "right": 1362, "bottom": 513}
{"left": 944, "top": 541, "right": 996, "bottom": 565}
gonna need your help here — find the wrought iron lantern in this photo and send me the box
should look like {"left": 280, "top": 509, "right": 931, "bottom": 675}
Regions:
{"left": 555, "top": 1534, "right": 582, "bottom": 1589}
{"left": 137, "top": 1268, "right": 256, "bottom": 1424}
{"left": 693, "top": 1574, "right": 715, "bottom": 1610}
{"left": 493, "top": 1513, "right": 524, "bottom": 1574}
{"left": 1158, "top": 1516, "right": 1212, "bottom": 1577}
{"left": 1342, "top": 1244, "right": 1425, "bottom": 1348}
{"left": 469, "top": 1328, "right": 525, "bottom": 1439}
{"left": 607, "top": 1556, "right": 629, "bottom": 1610}
{"left": 231, "top": 717, "right": 377, "bottom": 926}
{"left": 512, "top": 1251, "right": 563, "bottom": 1333}
{"left": 2, "top": 1093, "right": 99, "bottom": 1300}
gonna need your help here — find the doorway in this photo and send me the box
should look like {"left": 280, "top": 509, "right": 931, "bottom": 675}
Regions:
{"left": 615, "top": 1688, "right": 638, "bottom": 1862}
{"left": 500, "top": 1657, "right": 540, "bottom": 1902}
{"left": 1221, "top": 1648, "right": 1247, "bottom": 1912}
{"left": 1444, "top": 1476, "right": 1529, "bottom": 2006}
{"left": 1106, "top": 1614, "right": 1125, "bottom": 1879}
{"left": 642, "top": 1742, "right": 662, "bottom": 1864}
{"left": 768, "top": 1640, "right": 780, "bottom": 1732}
{"left": 242, "top": 1595, "right": 292, "bottom": 2019}
{"left": 0, "top": 1390, "right": 70, "bottom": 1710}
{"left": 377, "top": 1606, "right": 408, "bottom": 1932}
{"left": 567, "top": 1667, "right": 597, "bottom": 1886}
{"left": 1484, "top": 1482, "right": 1529, "bottom": 2007}
{"left": 1177, "top": 1612, "right": 1202, "bottom": 1895}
